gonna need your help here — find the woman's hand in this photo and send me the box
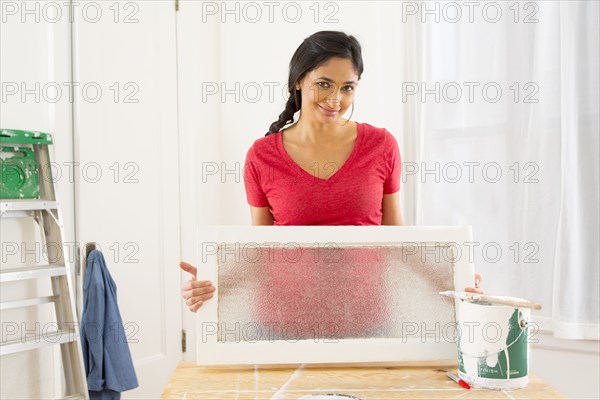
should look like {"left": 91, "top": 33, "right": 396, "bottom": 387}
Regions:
{"left": 464, "top": 272, "right": 484, "bottom": 294}
{"left": 180, "top": 261, "right": 216, "bottom": 312}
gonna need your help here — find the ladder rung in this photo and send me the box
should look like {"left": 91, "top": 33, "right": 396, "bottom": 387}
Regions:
{"left": 1, "top": 329, "right": 79, "bottom": 356}
{"left": 0, "top": 265, "right": 67, "bottom": 282}
{"left": 0, "top": 199, "right": 59, "bottom": 214}
{"left": 0, "top": 295, "right": 59, "bottom": 310}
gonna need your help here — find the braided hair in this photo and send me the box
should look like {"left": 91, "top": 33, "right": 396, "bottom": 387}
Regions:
{"left": 266, "top": 31, "right": 364, "bottom": 136}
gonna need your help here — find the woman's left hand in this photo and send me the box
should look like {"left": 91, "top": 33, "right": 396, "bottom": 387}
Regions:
{"left": 464, "top": 272, "right": 484, "bottom": 294}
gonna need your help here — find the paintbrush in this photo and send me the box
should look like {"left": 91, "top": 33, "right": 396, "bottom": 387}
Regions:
{"left": 440, "top": 290, "right": 542, "bottom": 310}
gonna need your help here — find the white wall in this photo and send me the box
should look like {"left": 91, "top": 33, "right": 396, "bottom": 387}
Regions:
{"left": 1, "top": 4, "right": 74, "bottom": 398}
{"left": 531, "top": 333, "right": 600, "bottom": 399}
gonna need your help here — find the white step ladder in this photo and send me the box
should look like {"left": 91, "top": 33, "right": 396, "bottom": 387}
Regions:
{"left": 1, "top": 129, "right": 88, "bottom": 399}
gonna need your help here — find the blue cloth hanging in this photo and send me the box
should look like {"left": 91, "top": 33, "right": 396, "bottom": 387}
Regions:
{"left": 80, "top": 249, "right": 139, "bottom": 399}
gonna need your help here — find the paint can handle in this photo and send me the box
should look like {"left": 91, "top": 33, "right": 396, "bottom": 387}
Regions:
{"left": 458, "top": 313, "right": 530, "bottom": 358}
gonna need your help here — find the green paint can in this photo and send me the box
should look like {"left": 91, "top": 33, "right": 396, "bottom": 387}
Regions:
{"left": 457, "top": 300, "right": 530, "bottom": 390}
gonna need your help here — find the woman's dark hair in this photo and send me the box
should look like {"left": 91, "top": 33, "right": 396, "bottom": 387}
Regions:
{"left": 265, "top": 31, "right": 364, "bottom": 136}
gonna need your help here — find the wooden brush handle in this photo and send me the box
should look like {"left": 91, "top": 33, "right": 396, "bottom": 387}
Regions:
{"left": 476, "top": 294, "right": 542, "bottom": 310}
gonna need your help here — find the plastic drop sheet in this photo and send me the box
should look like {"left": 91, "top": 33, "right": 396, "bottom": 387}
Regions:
{"left": 217, "top": 244, "right": 456, "bottom": 342}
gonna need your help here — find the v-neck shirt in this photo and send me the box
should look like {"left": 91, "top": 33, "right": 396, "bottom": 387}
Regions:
{"left": 244, "top": 122, "right": 401, "bottom": 225}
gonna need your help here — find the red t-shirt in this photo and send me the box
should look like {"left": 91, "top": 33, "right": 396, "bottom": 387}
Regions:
{"left": 243, "top": 122, "right": 401, "bottom": 225}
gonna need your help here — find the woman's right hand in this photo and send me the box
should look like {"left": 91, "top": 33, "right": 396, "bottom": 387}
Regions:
{"left": 179, "top": 261, "right": 215, "bottom": 312}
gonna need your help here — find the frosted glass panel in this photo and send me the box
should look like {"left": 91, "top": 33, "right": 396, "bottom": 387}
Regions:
{"left": 217, "top": 245, "right": 456, "bottom": 342}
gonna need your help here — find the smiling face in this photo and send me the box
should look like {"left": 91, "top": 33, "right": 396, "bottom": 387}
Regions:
{"left": 297, "top": 57, "right": 359, "bottom": 125}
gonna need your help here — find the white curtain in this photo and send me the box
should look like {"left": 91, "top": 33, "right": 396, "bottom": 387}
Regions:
{"left": 411, "top": 1, "right": 599, "bottom": 339}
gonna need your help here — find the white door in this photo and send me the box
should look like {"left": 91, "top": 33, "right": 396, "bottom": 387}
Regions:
{"left": 73, "top": 1, "right": 181, "bottom": 397}
{"left": 175, "top": 1, "right": 228, "bottom": 362}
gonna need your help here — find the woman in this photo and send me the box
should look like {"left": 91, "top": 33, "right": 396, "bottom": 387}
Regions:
{"left": 180, "top": 31, "right": 483, "bottom": 312}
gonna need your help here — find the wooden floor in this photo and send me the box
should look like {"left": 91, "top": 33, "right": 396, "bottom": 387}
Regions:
{"left": 162, "top": 362, "right": 565, "bottom": 399}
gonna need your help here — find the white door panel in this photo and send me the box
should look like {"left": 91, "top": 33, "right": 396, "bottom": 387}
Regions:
{"left": 72, "top": 2, "right": 181, "bottom": 397}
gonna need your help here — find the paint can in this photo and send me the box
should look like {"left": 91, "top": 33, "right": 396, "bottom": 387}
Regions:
{"left": 457, "top": 300, "right": 530, "bottom": 390}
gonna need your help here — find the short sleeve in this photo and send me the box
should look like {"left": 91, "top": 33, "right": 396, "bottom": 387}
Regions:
{"left": 383, "top": 130, "right": 401, "bottom": 194}
{"left": 243, "top": 144, "right": 270, "bottom": 207}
